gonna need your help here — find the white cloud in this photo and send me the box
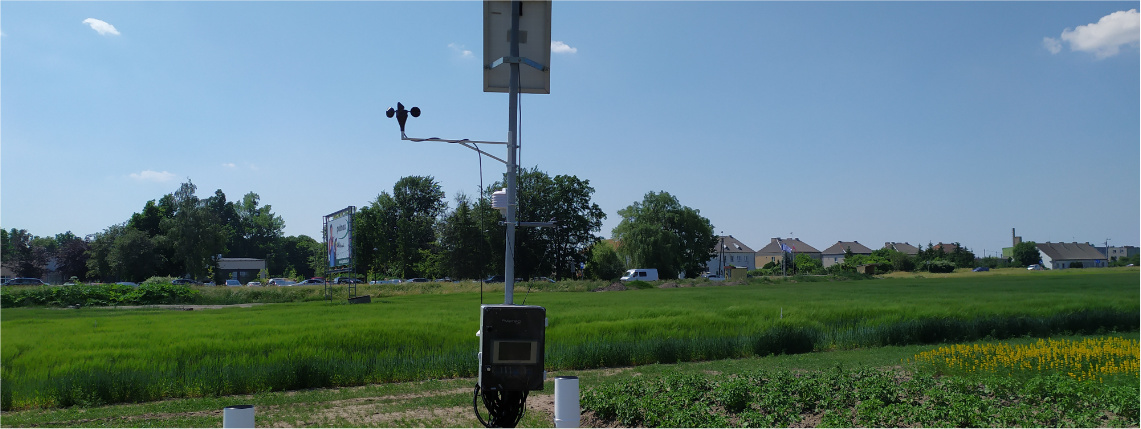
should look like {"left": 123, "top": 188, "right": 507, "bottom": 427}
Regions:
{"left": 1047, "top": 9, "right": 1139, "bottom": 59}
{"left": 129, "top": 170, "right": 176, "bottom": 183}
{"left": 552, "top": 40, "right": 577, "bottom": 54}
{"left": 222, "top": 162, "right": 237, "bottom": 168}
{"left": 83, "top": 18, "right": 120, "bottom": 36}
{"left": 448, "top": 43, "right": 474, "bottom": 59}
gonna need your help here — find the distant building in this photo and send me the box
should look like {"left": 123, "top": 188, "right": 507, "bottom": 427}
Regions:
{"left": 217, "top": 258, "right": 267, "bottom": 284}
{"left": 707, "top": 235, "right": 756, "bottom": 275}
{"left": 883, "top": 242, "right": 919, "bottom": 256}
{"left": 1035, "top": 242, "right": 1107, "bottom": 269}
{"left": 1098, "top": 245, "right": 1139, "bottom": 262}
{"left": 821, "top": 241, "right": 874, "bottom": 268}
{"left": 930, "top": 242, "right": 959, "bottom": 254}
{"left": 755, "top": 238, "right": 821, "bottom": 268}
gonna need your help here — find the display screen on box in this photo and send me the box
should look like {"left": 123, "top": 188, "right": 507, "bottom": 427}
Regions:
{"left": 494, "top": 341, "right": 537, "bottom": 363}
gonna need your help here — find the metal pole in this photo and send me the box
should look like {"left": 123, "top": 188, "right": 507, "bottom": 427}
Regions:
{"left": 504, "top": 0, "right": 521, "bottom": 305}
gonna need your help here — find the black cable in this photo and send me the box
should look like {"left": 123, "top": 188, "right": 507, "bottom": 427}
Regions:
{"left": 475, "top": 384, "right": 528, "bottom": 428}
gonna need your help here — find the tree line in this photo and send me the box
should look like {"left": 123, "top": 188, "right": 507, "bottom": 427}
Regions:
{"left": 3, "top": 179, "right": 320, "bottom": 283}
{"left": 2, "top": 169, "right": 720, "bottom": 284}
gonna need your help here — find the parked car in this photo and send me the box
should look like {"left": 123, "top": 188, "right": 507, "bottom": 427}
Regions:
{"left": 225, "top": 279, "right": 242, "bottom": 286}
{"left": 296, "top": 278, "right": 325, "bottom": 285}
{"left": 172, "top": 278, "right": 196, "bottom": 285}
{"left": 267, "top": 278, "right": 296, "bottom": 286}
{"left": 483, "top": 275, "right": 505, "bottom": 283}
{"left": 247, "top": 281, "right": 262, "bottom": 287}
{"left": 1027, "top": 264, "right": 1044, "bottom": 271}
{"left": 3, "top": 278, "right": 45, "bottom": 286}
{"left": 334, "top": 277, "right": 364, "bottom": 284}
{"left": 370, "top": 279, "right": 402, "bottom": 284}
{"left": 405, "top": 278, "right": 429, "bottom": 283}
{"left": 972, "top": 267, "right": 990, "bottom": 272}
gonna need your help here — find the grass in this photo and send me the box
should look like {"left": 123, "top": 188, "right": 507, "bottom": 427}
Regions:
{"left": 2, "top": 333, "right": 1135, "bottom": 427}
{"left": 1, "top": 268, "right": 1136, "bottom": 411}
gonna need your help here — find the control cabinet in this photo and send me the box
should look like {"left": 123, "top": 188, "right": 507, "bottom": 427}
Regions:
{"left": 477, "top": 304, "right": 546, "bottom": 391}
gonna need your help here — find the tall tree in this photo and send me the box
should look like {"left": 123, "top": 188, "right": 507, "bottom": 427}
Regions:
{"left": 612, "top": 191, "right": 716, "bottom": 279}
{"left": 232, "top": 192, "right": 285, "bottom": 259}
{"left": 54, "top": 232, "right": 90, "bottom": 281}
{"left": 490, "top": 167, "right": 606, "bottom": 279}
{"left": 437, "top": 193, "right": 494, "bottom": 279}
{"left": 392, "top": 176, "right": 446, "bottom": 278}
{"left": 162, "top": 180, "right": 226, "bottom": 280}
{"left": 4, "top": 228, "right": 49, "bottom": 278}
{"left": 87, "top": 224, "right": 127, "bottom": 281}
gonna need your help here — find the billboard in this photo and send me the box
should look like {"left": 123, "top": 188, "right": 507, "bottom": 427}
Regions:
{"left": 325, "top": 207, "right": 354, "bottom": 269}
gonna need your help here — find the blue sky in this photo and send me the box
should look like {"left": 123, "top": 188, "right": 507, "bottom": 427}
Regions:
{"left": 3, "top": 1, "right": 1138, "bottom": 258}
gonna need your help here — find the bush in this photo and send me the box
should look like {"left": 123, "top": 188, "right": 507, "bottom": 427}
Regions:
{"left": 925, "top": 259, "right": 956, "bottom": 273}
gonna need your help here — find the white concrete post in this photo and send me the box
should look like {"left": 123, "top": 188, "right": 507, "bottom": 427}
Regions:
{"left": 222, "top": 404, "right": 255, "bottom": 428}
{"left": 554, "top": 376, "right": 580, "bottom": 428}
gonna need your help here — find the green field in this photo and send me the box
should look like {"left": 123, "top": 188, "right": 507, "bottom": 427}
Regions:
{"left": 1, "top": 268, "right": 1137, "bottom": 412}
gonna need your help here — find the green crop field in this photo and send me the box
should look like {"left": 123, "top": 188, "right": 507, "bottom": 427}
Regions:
{"left": 1, "top": 268, "right": 1137, "bottom": 412}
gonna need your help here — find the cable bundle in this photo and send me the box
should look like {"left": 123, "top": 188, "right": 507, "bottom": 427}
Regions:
{"left": 473, "top": 384, "right": 528, "bottom": 428}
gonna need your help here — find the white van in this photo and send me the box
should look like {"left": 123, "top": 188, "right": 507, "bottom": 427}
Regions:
{"left": 620, "top": 269, "right": 659, "bottom": 281}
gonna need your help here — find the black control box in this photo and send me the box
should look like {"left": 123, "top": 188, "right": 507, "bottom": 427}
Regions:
{"left": 478, "top": 304, "right": 546, "bottom": 391}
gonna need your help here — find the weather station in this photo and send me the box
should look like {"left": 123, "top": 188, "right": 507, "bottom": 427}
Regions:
{"left": 383, "top": 1, "right": 570, "bottom": 427}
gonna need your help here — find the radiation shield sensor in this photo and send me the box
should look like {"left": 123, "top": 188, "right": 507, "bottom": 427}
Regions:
{"left": 477, "top": 304, "right": 546, "bottom": 391}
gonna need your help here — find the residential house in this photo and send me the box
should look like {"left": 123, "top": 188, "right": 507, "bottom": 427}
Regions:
{"left": 706, "top": 235, "right": 756, "bottom": 276}
{"left": 820, "top": 241, "right": 874, "bottom": 268}
{"left": 1098, "top": 245, "right": 1139, "bottom": 262}
{"left": 883, "top": 242, "right": 919, "bottom": 256}
{"left": 1035, "top": 242, "right": 1107, "bottom": 269}
{"left": 755, "top": 238, "right": 822, "bottom": 268}
{"left": 931, "top": 242, "right": 959, "bottom": 254}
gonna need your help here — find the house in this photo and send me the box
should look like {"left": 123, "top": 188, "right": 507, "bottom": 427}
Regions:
{"left": 820, "top": 241, "right": 874, "bottom": 267}
{"left": 930, "top": 242, "right": 959, "bottom": 254}
{"left": 706, "top": 235, "right": 756, "bottom": 276}
{"left": 1035, "top": 242, "right": 1107, "bottom": 269}
{"left": 755, "top": 238, "right": 821, "bottom": 267}
{"left": 1099, "top": 245, "right": 1139, "bottom": 262}
{"left": 883, "top": 242, "right": 919, "bottom": 256}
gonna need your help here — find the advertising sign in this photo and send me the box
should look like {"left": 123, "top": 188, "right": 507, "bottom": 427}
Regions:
{"left": 325, "top": 208, "right": 354, "bottom": 268}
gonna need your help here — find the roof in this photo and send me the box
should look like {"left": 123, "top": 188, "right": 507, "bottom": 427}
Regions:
{"left": 884, "top": 242, "right": 919, "bottom": 255}
{"left": 1036, "top": 242, "right": 1106, "bottom": 261}
{"left": 714, "top": 235, "right": 755, "bottom": 253}
{"left": 821, "top": 241, "right": 874, "bottom": 255}
{"left": 217, "top": 258, "right": 267, "bottom": 270}
{"left": 932, "top": 243, "right": 959, "bottom": 253}
{"left": 756, "top": 238, "right": 821, "bottom": 255}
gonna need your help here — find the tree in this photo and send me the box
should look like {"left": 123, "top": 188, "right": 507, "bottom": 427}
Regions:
{"left": 231, "top": 192, "right": 285, "bottom": 259}
{"left": 87, "top": 224, "right": 127, "bottom": 281}
{"left": 54, "top": 232, "right": 90, "bottom": 281}
{"left": 585, "top": 240, "right": 624, "bottom": 280}
{"left": 948, "top": 243, "right": 976, "bottom": 268}
{"left": 393, "top": 176, "right": 447, "bottom": 278}
{"left": 108, "top": 227, "right": 161, "bottom": 282}
{"left": 794, "top": 253, "right": 823, "bottom": 274}
{"left": 4, "top": 228, "right": 49, "bottom": 278}
{"left": 436, "top": 193, "right": 493, "bottom": 280}
{"left": 162, "top": 180, "right": 227, "bottom": 280}
{"left": 612, "top": 191, "right": 716, "bottom": 279}
{"left": 1011, "top": 241, "right": 1040, "bottom": 266}
{"left": 491, "top": 168, "right": 607, "bottom": 280}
